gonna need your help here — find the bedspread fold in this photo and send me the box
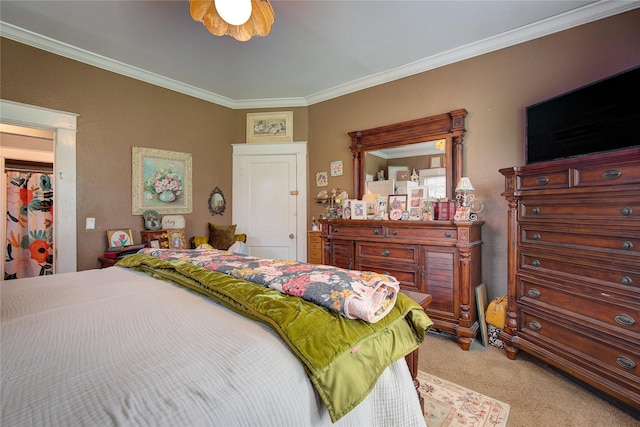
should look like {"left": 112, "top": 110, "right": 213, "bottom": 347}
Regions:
{"left": 117, "top": 254, "right": 433, "bottom": 422}
{"left": 137, "top": 248, "right": 399, "bottom": 323}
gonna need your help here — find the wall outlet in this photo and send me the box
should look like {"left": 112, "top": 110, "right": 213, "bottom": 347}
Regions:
{"left": 86, "top": 218, "right": 95, "bottom": 230}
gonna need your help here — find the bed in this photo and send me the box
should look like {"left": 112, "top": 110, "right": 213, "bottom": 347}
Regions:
{"left": 1, "top": 250, "right": 432, "bottom": 426}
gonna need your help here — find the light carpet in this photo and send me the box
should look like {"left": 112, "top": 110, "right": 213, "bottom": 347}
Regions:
{"left": 418, "top": 371, "right": 510, "bottom": 427}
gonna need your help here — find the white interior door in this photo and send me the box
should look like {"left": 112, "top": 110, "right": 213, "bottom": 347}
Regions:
{"left": 232, "top": 142, "right": 307, "bottom": 261}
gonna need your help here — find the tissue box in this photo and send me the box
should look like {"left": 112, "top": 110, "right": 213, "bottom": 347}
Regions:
{"left": 487, "top": 324, "right": 505, "bottom": 349}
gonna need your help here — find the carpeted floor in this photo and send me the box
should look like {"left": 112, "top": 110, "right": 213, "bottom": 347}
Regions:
{"left": 418, "top": 332, "right": 639, "bottom": 426}
{"left": 418, "top": 370, "right": 509, "bottom": 427}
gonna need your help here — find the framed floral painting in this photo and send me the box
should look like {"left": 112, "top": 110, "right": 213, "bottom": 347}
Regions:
{"left": 132, "top": 147, "right": 192, "bottom": 214}
{"left": 107, "top": 229, "right": 133, "bottom": 248}
{"left": 246, "top": 111, "right": 293, "bottom": 143}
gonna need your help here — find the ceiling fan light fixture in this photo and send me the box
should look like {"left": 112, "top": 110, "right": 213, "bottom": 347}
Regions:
{"left": 214, "top": 0, "right": 252, "bottom": 26}
{"left": 190, "top": 0, "right": 274, "bottom": 42}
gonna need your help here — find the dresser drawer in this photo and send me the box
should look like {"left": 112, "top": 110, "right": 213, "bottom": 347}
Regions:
{"left": 357, "top": 260, "right": 421, "bottom": 292}
{"left": 574, "top": 161, "right": 640, "bottom": 187}
{"left": 520, "top": 225, "right": 640, "bottom": 259}
{"left": 520, "top": 251, "right": 639, "bottom": 290}
{"left": 519, "top": 310, "right": 639, "bottom": 386}
{"left": 387, "top": 225, "right": 457, "bottom": 241}
{"left": 518, "top": 276, "right": 640, "bottom": 335}
{"left": 517, "top": 170, "right": 570, "bottom": 190}
{"left": 356, "top": 242, "right": 419, "bottom": 264}
{"left": 328, "top": 224, "right": 384, "bottom": 238}
{"left": 520, "top": 197, "right": 640, "bottom": 222}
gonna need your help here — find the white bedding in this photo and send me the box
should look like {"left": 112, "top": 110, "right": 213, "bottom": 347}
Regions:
{"left": 1, "top": 266, "right": 426, "bottom": 427}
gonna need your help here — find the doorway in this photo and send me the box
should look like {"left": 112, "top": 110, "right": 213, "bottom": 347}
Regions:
{"left": 232, "top": 142, "right": 308, "bottom": 261}
{"left": 1, "top": 126, "right": 55, "bottom": 279}
{"left": 0, "top": 99, "right": 78, "bottom": 274}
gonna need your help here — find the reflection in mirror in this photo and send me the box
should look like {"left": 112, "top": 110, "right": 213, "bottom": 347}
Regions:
{"left": 349, "top": 109, "right": 467, "bottom": 200}
{"left": 364, "top": 139, "right": 447, "bottom": 199}
{"left": 208, "top": 187, "right": 226, "bottom": 216}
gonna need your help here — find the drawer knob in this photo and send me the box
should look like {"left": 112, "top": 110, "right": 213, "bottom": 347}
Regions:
{"left": 445, "top": 232, "right": 451, "bottom": 238}
{"left": 532, "top": 233, "right": 541, "bottom": 241}
{"left": 602, "top": 169, "right": 621, "bottom": 180}
{"left": 614, "top": 314, "right": 635, "bottom": 327}
{"left": 620, "top": 276, "right": 633, "bottom": 286}
{"left": 531, "top": 259, "right": 540, "bottom": 267}
{"left": 333, "top": 227, "right": 339, "bottom": 233}
{"left": 536, "top": 176, "right": 549, "bottom": 185}
{"left": 615, "top": 356, "right": 636, "bottom": 370}
{"left": 621, "top": 207, "right": 633, "bottom": 216}
{"left": 373, "top": 229, "right": 380, "bottom": 235}
{"left": 528, "top": 321, "right": 542, "bottom": 331}
{"left": 392, "top": 229, "right": 398, "bottom": 235}
{"left": 381, "top": 249, "right": 390, "bottom": 257}
{"left": 532, "top": 207, "right": 540, "bottom": 214}
{"left": 528, "top": 288, "right": 541, "bottom": 298}
{"left": 621, "top": 241, "right": 634, "bottom": 250}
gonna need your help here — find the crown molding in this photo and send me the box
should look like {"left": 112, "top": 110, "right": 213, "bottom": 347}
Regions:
{"left": 305, "top": 1, "right": 640, "bottom": 106}
{"left": 2, "top": 1, "right": 637, "bottom": 109}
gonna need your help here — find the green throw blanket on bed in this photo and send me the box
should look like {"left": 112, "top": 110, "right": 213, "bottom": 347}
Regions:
{"left": 117, "top": 254, "right": 433, "bottom": 422}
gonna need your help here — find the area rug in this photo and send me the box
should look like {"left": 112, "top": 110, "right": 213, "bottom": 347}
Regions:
{"left": 418, "top": 371, "right": 510, "bottom": 427}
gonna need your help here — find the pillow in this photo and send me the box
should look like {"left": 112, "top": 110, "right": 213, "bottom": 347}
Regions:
{"left": 193, "top": 235, "right": 209, "bottom": 247}
{"left": 208, "top": 223, "right": 237, "bottom": 250}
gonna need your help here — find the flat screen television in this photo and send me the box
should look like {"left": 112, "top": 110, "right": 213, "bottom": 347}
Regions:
{"left": 525, "top": 66, "right": 640, "bottom": 164}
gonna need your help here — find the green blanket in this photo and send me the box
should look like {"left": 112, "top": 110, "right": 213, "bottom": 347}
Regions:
{"left": 117, "top": 254, "right": 433, "bottom": 422}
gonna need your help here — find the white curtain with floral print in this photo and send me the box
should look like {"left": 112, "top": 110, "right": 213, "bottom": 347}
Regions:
{"left": 5, "top": 171, "right": 54, "bottom": 279}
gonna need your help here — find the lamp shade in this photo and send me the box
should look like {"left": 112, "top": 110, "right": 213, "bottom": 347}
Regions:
{"left": 455, "top": 177, "right": 475, "bottom": 192}
{"left": 215, "top": 0, "right": 252, "bottom": 25}
{"left": 190, "top": 0, "right": 274, "bottom": 42}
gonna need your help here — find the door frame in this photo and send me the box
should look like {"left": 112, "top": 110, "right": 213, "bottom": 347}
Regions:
{"left": 232, "top": 142, "right": 308, "bottom": 262}
{"left": 1, "top": 99, "right": 78, "bottom": 273}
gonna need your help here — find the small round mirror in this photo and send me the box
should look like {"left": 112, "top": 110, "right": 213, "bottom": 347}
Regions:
{"left": 208, "top": 187, "right": 226, "bottom": 215}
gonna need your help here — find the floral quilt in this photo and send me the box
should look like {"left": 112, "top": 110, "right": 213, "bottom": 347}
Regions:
{"left": 138, "top": 248, "right": 399, "bottom": 323}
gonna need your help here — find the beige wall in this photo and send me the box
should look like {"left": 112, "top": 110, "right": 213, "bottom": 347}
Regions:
{"left": 2, "top": 9, "right": 639, "bottom": 297}
{"left": 307, "top": 9, "right": 640, "bottom": 298}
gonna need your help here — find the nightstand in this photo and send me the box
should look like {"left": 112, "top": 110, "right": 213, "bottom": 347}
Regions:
{"left": 140, "top": 230, "right": 169, "bottom": 248}
{"left": 98, "top": 257, "right": 118, "bottom": 268}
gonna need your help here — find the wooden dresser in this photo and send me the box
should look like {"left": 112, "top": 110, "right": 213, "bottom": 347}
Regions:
{"left": 320, "top": 218, "right": 483, "bottom": 350}
{"left": 500, "top": 148, "right": 640, "bottom": 410}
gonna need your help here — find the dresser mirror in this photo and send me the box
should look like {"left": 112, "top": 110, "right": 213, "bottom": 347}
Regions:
{"left": 349, "top": 109, "right": 468, "bottom": 200}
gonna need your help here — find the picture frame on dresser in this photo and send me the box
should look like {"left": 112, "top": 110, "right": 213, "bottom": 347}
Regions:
{"left": 388, "top": 194, "right": 407, "bottom": 212}
{"left": 350, "top": 200, "right": 366, "bottom": 220}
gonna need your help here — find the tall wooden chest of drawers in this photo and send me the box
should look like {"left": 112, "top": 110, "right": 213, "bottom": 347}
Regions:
{"left": 307, "top": 231, "right": 323, "bottom": 264}
{"left": 500, "top": 148, "right": 640, "bottom": 410}
{"left": 319, "top": 218, "right": 483, "bottom": 350}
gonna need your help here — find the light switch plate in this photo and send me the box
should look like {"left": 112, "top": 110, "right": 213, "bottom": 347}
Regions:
{"left": 86, "top": 218, "right": 95, "bottom": 229}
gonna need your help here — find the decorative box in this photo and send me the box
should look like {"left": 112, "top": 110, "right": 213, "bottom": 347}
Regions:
{"left": 434, "top": 201, "right": 456, "bottom": 220}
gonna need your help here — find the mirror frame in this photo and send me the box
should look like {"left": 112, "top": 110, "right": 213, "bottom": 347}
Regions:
{"left": 208, "top": 186, "right": 226, "bottom": 216}
{"left": 349, "top": 109, "right": 467, "bottom": 200}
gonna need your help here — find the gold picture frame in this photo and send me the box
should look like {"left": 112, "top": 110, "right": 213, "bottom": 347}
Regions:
{"left": 246, "top": 111, "right": 293, "bottom": 143}
{"left": 166, "top": 229, "right": 186, "bottom": 249}
{"left": 132, "top": 147, "right": 192, "bottom": 215}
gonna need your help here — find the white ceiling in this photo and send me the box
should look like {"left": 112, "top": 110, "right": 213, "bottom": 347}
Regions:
{"left": 1, "top": 1, "right": 638, "bottom": 109}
